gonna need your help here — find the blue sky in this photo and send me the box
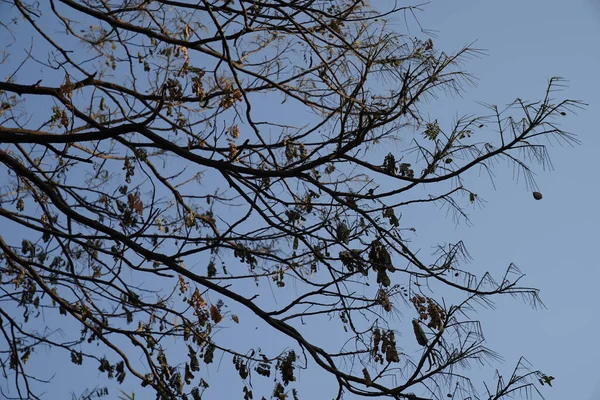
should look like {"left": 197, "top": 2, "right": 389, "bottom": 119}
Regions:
{"left": 414, "top": 1, "right": 600, "bottom": 399}
{"left": 1, "top": 1, "right": 599, "bottom": 399}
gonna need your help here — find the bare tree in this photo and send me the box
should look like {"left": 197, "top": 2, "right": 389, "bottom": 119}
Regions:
{"left": 0, "top": 1, "right": 581, "bottom": 399}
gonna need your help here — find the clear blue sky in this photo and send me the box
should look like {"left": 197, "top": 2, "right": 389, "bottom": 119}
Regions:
{"left": 1, "top": 1, "right": 599, "bottom": 399}
{"left": 415, "top": 1, "right": 600, "bottom": 400}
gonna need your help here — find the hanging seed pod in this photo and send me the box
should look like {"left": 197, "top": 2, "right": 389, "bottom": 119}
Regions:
{"left": 532, "top": 191, "right": 543, "bottom": 200}
{"left": 336, "top": 222, "right": 350, "bottom": 244}
{"left": 362, "top": 368, "right": 372, "bottom": 387}
{"left": 412, "top": 319, "right": 428, "bottom": 347}
{"left": 378, "top": 289, "right": 392, "bottom": 312}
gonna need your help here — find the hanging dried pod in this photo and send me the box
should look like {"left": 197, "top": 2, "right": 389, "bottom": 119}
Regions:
{"left": 532, "top": 191, "right": 543, "bottom": 200}
{"left": 412, "top": 319, "right": 428, "bottom": 347}
{"left": 362, "top": 368, "right": 372, "bottom": 387}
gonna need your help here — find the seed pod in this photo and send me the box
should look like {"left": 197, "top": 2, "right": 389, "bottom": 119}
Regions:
{"left": 532, "top": 191, "right": 543, "bottom": 200}
{"left": 362, "top": 368, "right": 372, "bottom": 386}
{"left": 412, "top": 319, "right": 428, "bottom": 347}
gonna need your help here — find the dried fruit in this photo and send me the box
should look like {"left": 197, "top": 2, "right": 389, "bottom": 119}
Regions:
{"left": 533, "top": 191, "right": 543, "bottom": 200}
{"left": 412, "top": 319, "right": 428, "bottom": 346}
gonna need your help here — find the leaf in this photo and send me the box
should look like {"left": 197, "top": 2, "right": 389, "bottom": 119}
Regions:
{"left": 117, "top": 389, "right": 136, "bottom": 400}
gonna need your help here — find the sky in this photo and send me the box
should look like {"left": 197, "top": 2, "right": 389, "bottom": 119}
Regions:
{"left": 412, "top": 1, "right": 600, "bottom": 400}
{"left": 1, "top": 1, "right": 600, "bottom": 399}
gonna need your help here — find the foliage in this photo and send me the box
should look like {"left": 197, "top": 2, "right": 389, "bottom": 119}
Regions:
{"left": 0, "top": 1, "right": 582, "bottom": 400}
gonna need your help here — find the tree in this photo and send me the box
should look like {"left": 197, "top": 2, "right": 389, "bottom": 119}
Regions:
{"left": 0, "top": 1, "right": 581, "bottom": 399}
